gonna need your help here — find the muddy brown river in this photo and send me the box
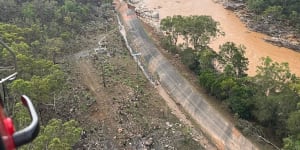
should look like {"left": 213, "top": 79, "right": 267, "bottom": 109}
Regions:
{"left": 142, "top": 0, "right": 300, "bottom": 76}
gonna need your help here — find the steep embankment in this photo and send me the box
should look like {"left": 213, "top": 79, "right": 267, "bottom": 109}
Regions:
{"left": 70, "top": 11, "right": 207, "bottom": 149}
{"left": 115, "top": 1, "right": 258, "bottom": 149}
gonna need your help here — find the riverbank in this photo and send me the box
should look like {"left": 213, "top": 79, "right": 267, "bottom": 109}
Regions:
{"left": 130, "top": 0, "right": 300, "bottom": 76}
{"left": 222, "top": 0, "right": 300, "bottom": 51}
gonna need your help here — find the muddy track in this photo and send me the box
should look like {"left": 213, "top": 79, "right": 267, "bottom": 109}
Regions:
{"left": 76, "top": 59, "right": 119, "bottom": 149}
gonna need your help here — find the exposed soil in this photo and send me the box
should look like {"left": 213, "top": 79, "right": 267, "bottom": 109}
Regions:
{"left": 44, "top": 0, "right": 298, "bottom": 149}
{"left": 57, "top": 18, "right": 207, "bottom": 149}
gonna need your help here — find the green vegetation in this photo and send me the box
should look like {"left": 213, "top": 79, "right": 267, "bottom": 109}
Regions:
{"left": 283, "top": 109, "right": 300, "bottom": 149}
{"left": 161, "top": 15, "right": 300, "bottom": 149}
{"left": 160, "top": 15, "right": 222, "bottom": 49}
{"left": 25, "top": 119, "right": 82, "bottom": 150}
{"left": 246, "top": 0, "right": 300, "bottom": 30}
{"left": 14, "top": 102, "right": 82, "bottom": 150}
{"left": 0, "top": 0, "right": 111, "bottom": 149}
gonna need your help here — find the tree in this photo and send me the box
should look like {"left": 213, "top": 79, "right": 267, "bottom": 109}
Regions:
{"left": 18, "top": 118, "right": 82, "bottom": 150}
{"left": 290, "top": 78, "right": 300, "bottom": 95}
{"left": 0, "top": 0, "right": 21, "bottom": 22}
{"left": 55, "top": 0, "right": 90, "bottom": 32}
{"left": 180, "top": 48, "right": 200, "bottom": 72}
{"left": 9, "top": 71, "right": 64, "bottom": 105}
{"left": 252, "top": 57, "right": 299, "bottom": 137}
{"left": 254, "top": 56, "right": 295, "bottom": 95}
{"left": 198, "top": 70, "right": 218, "bottom": 91}
{"left": 227, "top": 80, "right": 255, "bottom": 119}
{"left": 160, "top": 15, "right": 221, "bottom": 49}
{"left": 283, "top": 108, "right": 300, "bottom": 150}
{"left": 13, "top": 102, "right": 82, "bottom": 150}
{"left": 283, "top": 137, "right": 300, "bottom": 150}
{"left": 21, "top": 2, "right": 35, "bottom": 22}
{"left": 32, "top": 0, "right": 56, "bottom": 27}
{"left": 246, "top": 0, "right": 300, "bottom": 30}
{"left": 187, "top": 15, "right": 220, "bottom": 49}
{"left": 263, "top": 5, "right": 284, "bottom": 20}
{"left": 198, "top": 48, "right": 217, "bottom": 71}
{"left": 44, "top": 37, "right": 65, "bottom": 62}
{"left": 218, "top": 42, "right": 249, "bottom": 78}
{"left": 0, "top": 23, "right": 26, "bottom": 43}
{"left": 160, "top": 16, "right": 181, "bottom": 46}
{"left": 253, "top": 88, "right": 298, "bottom": 130}
{"left": 160, "top": 16, "right": 175, "bottom": 47}
{"left": 0, "top": 1, "right": 103, "bottom": 149}
{"left": 287, "top": 110, "right": 300, "bottom": 136}
{"left": 247, "top": 0, "right": 267, "bottom": 14}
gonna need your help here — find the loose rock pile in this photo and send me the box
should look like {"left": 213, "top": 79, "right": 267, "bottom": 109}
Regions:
{"left": 222, "top": 0, "right": 300, "bottom": 51}
{"left": 127, "top": 1, "right": 160, "bottom": 30}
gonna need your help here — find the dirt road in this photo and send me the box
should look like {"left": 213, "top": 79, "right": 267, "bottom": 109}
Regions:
{"left": 116, "top": 0, "right": 258, "bottom": 149}
{"left": 76, "top": 59, "right": 120, "bottom": 149}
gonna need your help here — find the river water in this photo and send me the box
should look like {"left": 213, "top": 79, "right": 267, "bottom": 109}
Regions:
{"left": 142, "top": 0, "right": 300, "bottom": 76}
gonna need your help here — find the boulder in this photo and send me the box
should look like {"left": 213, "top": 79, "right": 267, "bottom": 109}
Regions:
{"left": 223, "top": 2, "right": 245, "bottom": 10}
{"left": 129, "top": 0, "right": 140, "bottom": 4}
{"left": 151, "top": 11, "right": 159, "bottom": 19}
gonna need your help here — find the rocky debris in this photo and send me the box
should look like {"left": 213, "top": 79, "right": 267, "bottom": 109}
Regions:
{"left": 135, "top": 5, "right": 159, "bottom": 20}
{"left": 118, "top": 128, "right": 124, "bottom": 133}
{"left": 264, "top": 37, "right": 300, "bottom": 51}
{"left": 166, "top": 121, "right": 173, "bottom": 129}
{"left": 126, "top": 1, "right": 160, "bottom": 30}
{"left": 223, "top": 0, "right": 300, "bottom": 51}
{"left": 223, "top": 2, "right": 245, "bottom": 10}
{"left": 129, "top": 0, "right": 141, "bottom": 4}
{"left": 143, "top": 137, "right": 153, "bottom": 146}
{"left": 70, "top": 2, "right": 215, "bottom": 149}
{"left": 54, "top": 5, "right": 207, "bottom": 150}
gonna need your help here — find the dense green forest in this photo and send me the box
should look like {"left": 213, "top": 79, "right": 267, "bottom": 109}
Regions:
{"left": 246, "top": 0, "right": 300, "bottom": 31}
{"left": 0, "top": 0, "right": 111, "bottom": 149}
{"left": 1, "top": 0, "right": 300, "bottom": 149}
{"left": 160, "top": 15, "right": 300, "bottom": 149}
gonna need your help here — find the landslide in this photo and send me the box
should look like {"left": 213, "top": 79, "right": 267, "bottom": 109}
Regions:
{"left": 58, "top": 16, "right": 205, "bottom": 149}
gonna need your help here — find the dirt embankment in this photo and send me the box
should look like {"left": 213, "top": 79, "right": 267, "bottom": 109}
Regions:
{"left": 56, "top": 12, "right": 208, "bottom": 149}
{"left": 115, "top": 0, "right": 259, "bottom": 149}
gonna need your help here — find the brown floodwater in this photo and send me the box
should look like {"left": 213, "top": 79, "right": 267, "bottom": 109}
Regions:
{"left": 142, "top": 0, "right": 300, "bottom": 76}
